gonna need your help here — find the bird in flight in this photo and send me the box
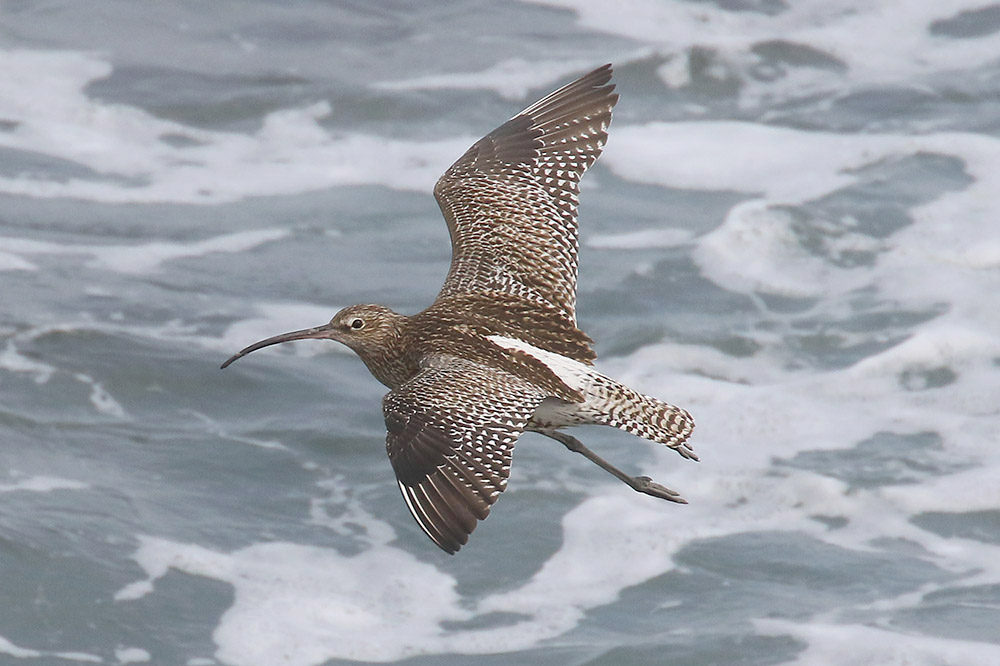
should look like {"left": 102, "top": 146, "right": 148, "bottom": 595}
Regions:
{"left": 222, "top": 64, "right": 696, "bottom": 554}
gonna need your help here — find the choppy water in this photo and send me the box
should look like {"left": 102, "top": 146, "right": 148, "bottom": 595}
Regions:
{"left": 3, "top": 1, "right": 1000, "bottom": 665}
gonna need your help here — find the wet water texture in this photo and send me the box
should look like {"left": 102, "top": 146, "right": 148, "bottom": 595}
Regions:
{"left": 2, "top": 1, "right": 1000, "bottom": 665}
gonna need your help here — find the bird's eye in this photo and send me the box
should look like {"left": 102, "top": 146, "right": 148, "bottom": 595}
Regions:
{"left": 349, "top": 318, "right": 365, "bottom": 330}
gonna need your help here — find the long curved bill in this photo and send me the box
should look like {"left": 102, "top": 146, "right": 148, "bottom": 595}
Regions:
{"left": 220, "top": 324, "right": 332, "bottom": 369}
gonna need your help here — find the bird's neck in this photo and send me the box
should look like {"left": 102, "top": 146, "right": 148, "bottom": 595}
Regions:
{"left": 353, "top": 313, "right": 418, "bottom": 390}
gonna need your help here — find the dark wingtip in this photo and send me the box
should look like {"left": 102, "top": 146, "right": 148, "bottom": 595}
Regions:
{"left": 589, "top": 62, "right": 614, "bottom": 85}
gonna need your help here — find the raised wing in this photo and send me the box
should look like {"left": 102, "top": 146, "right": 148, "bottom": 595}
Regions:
{"left": 382, "top": 356, "right": 546, "bottom": 553}
{"left": 433, "top": 64, "right": 618, "bottom": 323}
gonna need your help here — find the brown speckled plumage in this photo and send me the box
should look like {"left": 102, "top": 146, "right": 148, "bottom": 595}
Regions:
{"left": 223, "top": 65, "right": 696, "bottom": 554}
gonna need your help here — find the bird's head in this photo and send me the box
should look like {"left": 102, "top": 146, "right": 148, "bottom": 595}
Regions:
{"left": 221, "top": 303, "right": 406, "bottom": 369}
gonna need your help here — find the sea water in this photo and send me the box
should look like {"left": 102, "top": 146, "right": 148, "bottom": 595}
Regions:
{"left": 2, "top": 1, "right": 999, "bottom": 664}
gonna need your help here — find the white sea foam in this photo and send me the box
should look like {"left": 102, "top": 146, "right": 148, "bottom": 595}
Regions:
{"left": 756, "top": 620, "right": 1000, "bottom": 666}
{"left": 375, "top": 57, "right": 601, "bottom": 100}
{"left": 0, "top": 632, "right": 101, "bottom": 662}
{"left": 0, "top": 251, "right": 36, "bottom": 271}
{"left": 114, "top": 647, "right": 151, "bottom": 664}
{"left": 73, "top": 372, "right": 128, "bottom": 418}
{"left": 591, "top": 285, "right": 997, "bottom": 656}
{"left": 0, "top": 635, "right": 39, "bottom": 659}
{"left": 0, "top": 340, "right": 56, "bottom": 383}
{"left": 601, "top": 122, "right": 1000, "bottom": 326}
{"left": 604, "top": 122, "right": 1000, "bottom": 204}
{"left": 0, "top": 228, "right": 289, "bottom": 275}
{"left": 308, "top": 477, "right": 397, "bottom": 545}
{"left": 0, "top": 475, "right": 89, "bottom": 493}
{"left": 529, "top": 0, "right": 1000, "bottom": 104}
{"left": 585, "top": 226, "right": 693, "bottom": 249}
{"left": 178, "top": 410, "right": 285, "bottom": 450}
{"left": 0, "top": 49, "right": 467, "bottom": 204}
{"left": 502, "top": 364, "right": 1000, "bottom": 663}
{"left": 11, "top": 15, "right": 994, "bottom": 212}
{"left": 120, "top": 536, "right": 467, "bottom": 664}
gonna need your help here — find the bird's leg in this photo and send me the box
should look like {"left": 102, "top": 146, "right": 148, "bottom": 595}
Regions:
{"left": 542, "top": 430, "right": 687, "bottom": 504}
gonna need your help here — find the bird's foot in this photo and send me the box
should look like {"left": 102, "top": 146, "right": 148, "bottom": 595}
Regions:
{"left": 542, "top": 430, "right": 689, "bottom": 505}
{"left": 629, "top": 475, "right": 687, "bottom": 504}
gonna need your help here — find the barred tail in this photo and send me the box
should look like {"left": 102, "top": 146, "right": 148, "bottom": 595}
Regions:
{"left": 484, "top": 333, "right": 696, "bottom": 459}
{"left": 597, "top": 384, "right": 697, "bottom": 461}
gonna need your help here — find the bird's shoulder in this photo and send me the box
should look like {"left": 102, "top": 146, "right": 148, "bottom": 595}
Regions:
{"left": 405, "top": 292, "right": 595, "bottom": 402}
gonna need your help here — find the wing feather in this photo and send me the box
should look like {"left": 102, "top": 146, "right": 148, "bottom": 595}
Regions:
{"left": 383, "top": 357, "right": 546, "bottom": 553}
{"left": 433, "top": 64, "right": 618, "bottom": 323}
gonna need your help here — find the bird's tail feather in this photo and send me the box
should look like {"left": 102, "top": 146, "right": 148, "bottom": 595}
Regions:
{"left": 592, "top": 382, "right": 697, "bottom": 460}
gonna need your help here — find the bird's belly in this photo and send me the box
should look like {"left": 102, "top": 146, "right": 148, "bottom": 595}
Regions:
{"left": 528, "top": 397, "right": 597, "bottom": 430}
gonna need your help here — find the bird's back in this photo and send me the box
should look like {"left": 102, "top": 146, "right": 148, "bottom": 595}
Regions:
{"left": 405, "top": 292, "right": 594, "bottom": 401}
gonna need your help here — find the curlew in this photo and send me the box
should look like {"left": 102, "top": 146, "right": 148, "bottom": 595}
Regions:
{"left": 222, "top": 64, "right": 696, "bottom": 553}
